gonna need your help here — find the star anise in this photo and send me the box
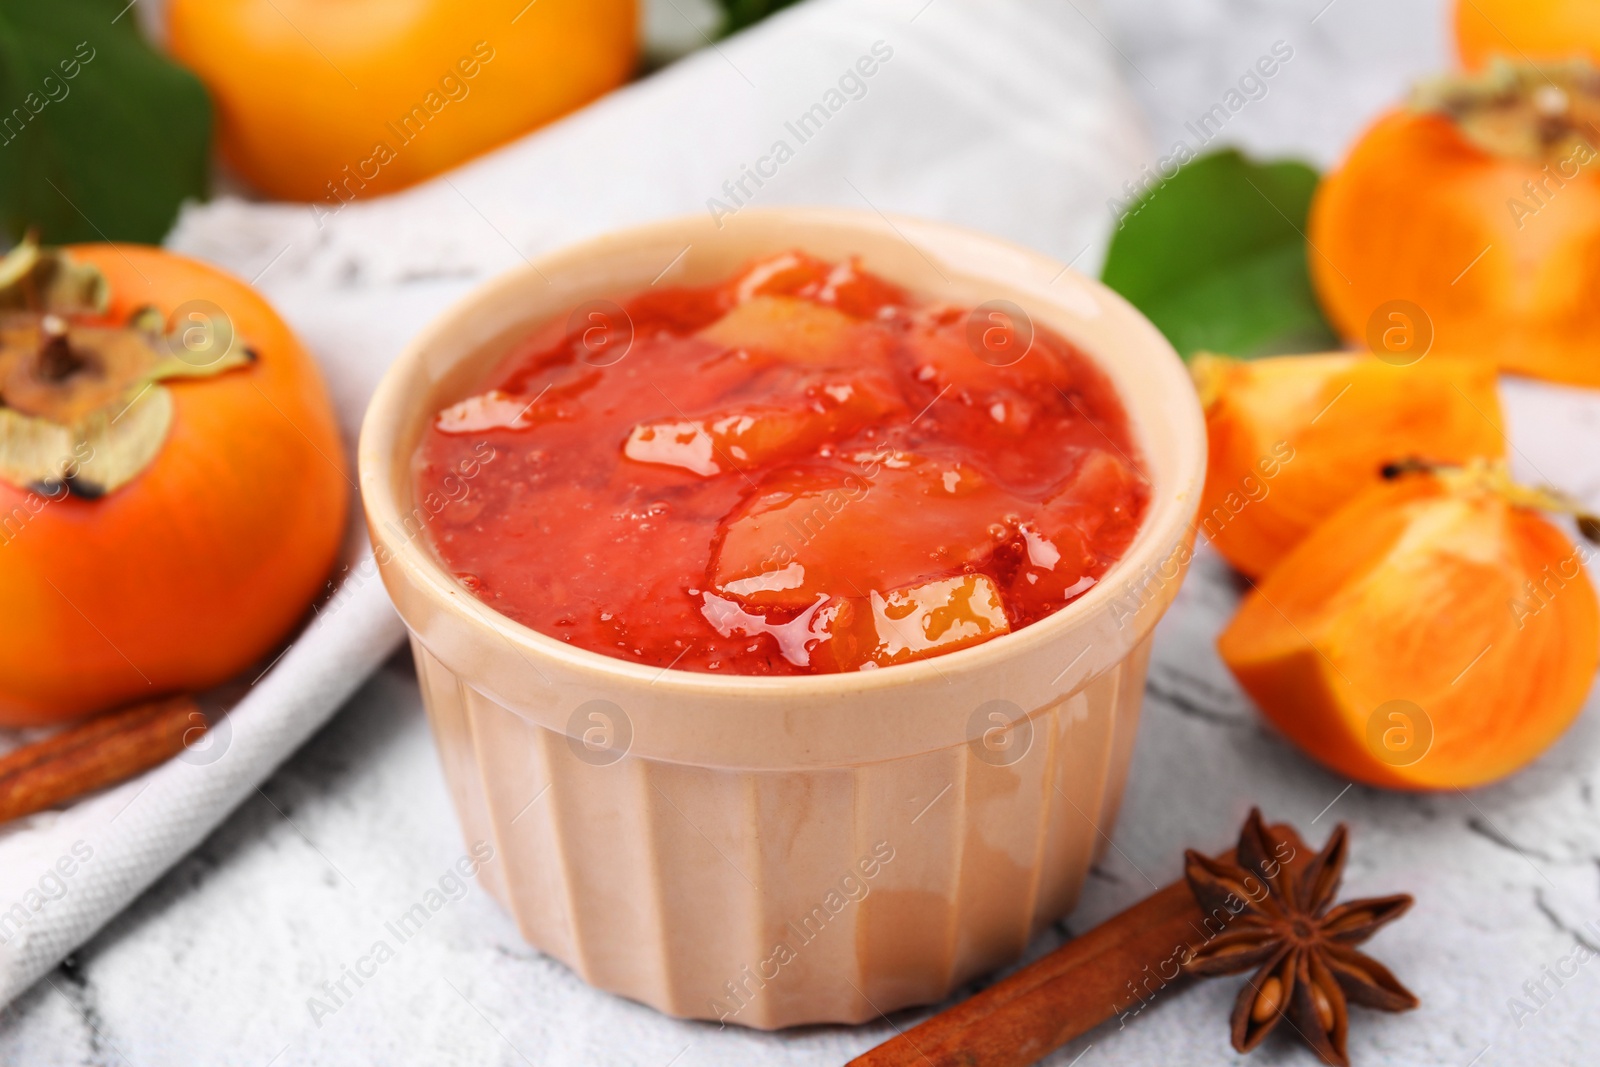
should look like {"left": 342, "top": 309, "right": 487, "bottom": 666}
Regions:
{"left": 1182, "top": 809, "right": 1418, "bottom": 1067}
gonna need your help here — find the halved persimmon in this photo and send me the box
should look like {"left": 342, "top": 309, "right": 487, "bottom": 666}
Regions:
{"left": 1192, "top": 352, "right": 1504, "bottom": 577}
{"left": 1219, "top": 461, "right": 1598, "bottom": 789}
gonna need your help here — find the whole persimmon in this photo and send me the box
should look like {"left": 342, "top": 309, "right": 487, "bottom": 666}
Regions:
{"left": 1458, "top": 0, "right": 1600, "bottom": 68}
{"left": 1309, "top": 64, "right": 1600, "bottom": 386}
{"left": 166, "top": 0, "right": 637, "bottom": 203}
{"left": 1220, "top": 461, "right": 1599, "bottom": 790}
{"left": 0, "top": 243, "right": 347, "bottom": 724}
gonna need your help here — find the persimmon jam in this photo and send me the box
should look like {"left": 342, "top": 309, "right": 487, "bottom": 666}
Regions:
{"left": 413, "top": 252, "right": 1149, "bottom": 675}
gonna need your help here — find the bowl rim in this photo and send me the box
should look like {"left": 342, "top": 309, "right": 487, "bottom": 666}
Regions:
{"left": 359, "top": 206, "right": 1205, "bottom": 698}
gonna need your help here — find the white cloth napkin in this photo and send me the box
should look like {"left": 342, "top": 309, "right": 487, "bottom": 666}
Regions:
{"left": 0, "top": 0, "right": 1149, "bottom": 1009}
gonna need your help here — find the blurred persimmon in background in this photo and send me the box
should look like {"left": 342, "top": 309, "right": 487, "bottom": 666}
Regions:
{"left": 1457, "top": 0, "right": 1600, "bottom": 68}
{"left": 167, "top": 0, "right": 637, "bottom": 203}
{"left": 1309, "top": 64, "right": 1600, "bottom": 387}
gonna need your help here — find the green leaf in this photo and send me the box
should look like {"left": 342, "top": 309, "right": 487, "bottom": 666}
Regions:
{"left": 0, "top": 0, "right": 211, "bottom": 245}
{"left": 1101, "top": 149, "right": 1338, "bottom": 359}
{"left": 715, "top": 0, "right": 806, "bottom": 35}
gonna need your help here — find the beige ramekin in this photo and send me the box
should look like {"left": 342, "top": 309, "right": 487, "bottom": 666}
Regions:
{"left": 359, "top": 208, "right": 1205, "bottom": 1029}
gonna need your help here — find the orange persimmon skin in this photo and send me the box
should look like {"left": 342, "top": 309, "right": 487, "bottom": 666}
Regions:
{"left": 1457, "top": 0, "right": 1600, "bottom": 68}
{"left": 167, "top": 0, "right": 637, "bottom": 202}
{"left": 1219, "top": 477, "right": 1599, "bottom": 790}
{"left": 1197, "top": 353, "right": 1504, "bottom": 578}
{"left": 0, "top": 246, "right": 348, "bottom": 725}
{"left": 1309, "top": 109, "right": 1600, "bottom": 387}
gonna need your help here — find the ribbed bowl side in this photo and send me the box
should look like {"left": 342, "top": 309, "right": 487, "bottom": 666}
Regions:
{"left": 410, "top": 636, "right": 513, "bottom": 912}
{"left": 406, "top": 634, "right": 1154, "bottom": 1030}
{"left": 1087, "top": 637, "right": 1154, "bottom": 867}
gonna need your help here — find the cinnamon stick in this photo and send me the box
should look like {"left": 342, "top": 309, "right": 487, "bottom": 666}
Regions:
{"left": 0, "top": 695, "right": 204, "bottom": 823}
{"left": 849, "top": 823, "right": 1308, "bottom": 1067}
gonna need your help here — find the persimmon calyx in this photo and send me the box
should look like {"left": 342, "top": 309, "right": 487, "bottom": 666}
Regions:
{"left": 0, "top": 305, "right": 253, "bottom": 498}
{"left": 1413, "top": 60, "right": 1600, "bottom": 161}
{"left": 1382, "top": 456, "right": 1600, "bottom": 543}
{"left": 1189, "top": 351, "right": 1234, "bottom": 410}
{"left": 0, "top": 233, "right": 108, "bottom": 317}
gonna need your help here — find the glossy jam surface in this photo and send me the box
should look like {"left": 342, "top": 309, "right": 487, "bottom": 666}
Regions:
{"left": 413, "top": 253, "right": 1149, "bottom": 675}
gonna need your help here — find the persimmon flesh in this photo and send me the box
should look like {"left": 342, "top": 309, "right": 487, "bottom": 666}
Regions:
{"left": 1219, "top": 465, "right": 1598, "bottom": 789}
{"left": 1193, "top": 352, "right": 1504, "bottom": 578}
{"left": 0, "top": 246, "right": 348, "bottom": 724}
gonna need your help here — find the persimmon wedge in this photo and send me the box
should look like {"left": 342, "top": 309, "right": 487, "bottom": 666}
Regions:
{"left": 1219, "top": 463, "right": 1599, "bottom": 789}
{"left": 1193, "top": 352, "right": 1503, "bottom": 578}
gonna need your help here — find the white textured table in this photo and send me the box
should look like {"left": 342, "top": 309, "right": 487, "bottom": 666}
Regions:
{"left": 5, "top": 2, "right": 1600, "bottom": 1065}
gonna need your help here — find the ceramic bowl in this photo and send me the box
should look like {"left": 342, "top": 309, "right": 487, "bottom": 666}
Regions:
{"left": 359, "top": 207, "right": 1205, "bottom": 1028}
